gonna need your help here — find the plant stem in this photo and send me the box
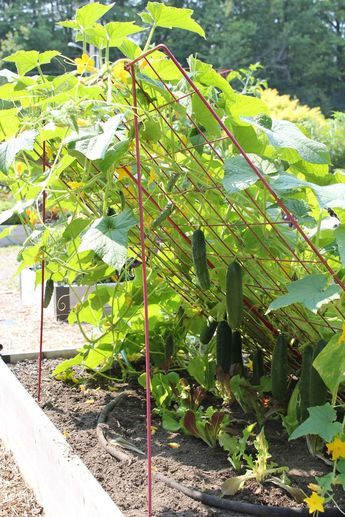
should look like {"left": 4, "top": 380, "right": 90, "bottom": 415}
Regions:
{"left": 143, "top": 23, "right": 156, "bottom": 52}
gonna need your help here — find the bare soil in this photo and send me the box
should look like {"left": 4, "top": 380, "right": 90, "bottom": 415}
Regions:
{"left": 10, "top": 358, "right": 341, "bottom": 517}
{"left": 0, "top": 247, "right": 85, "bottom": 354}
{"left": 0, "top": 440, "right": 43, "bottom": 517}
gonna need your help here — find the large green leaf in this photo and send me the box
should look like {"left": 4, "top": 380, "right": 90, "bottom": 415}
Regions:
{"left": 67, "top": 115, "right": 123, "bottom": 161}
{"left": 0, "top": 130, "right": 38, "bottom": 172}
{"left": 244, "top": 118, "right": 330, "bottom": 164}
{"left": 59, "top": 2, "right": 114, "bottom": 30}
{"left": 267, "top": 274, "right": 341, "bottom": 314}
{"left": 140, "top": 2, "right": 205, "bottom": 37}
{"left": 270, "top": 172, "right": 345, "bottom": 209}
{"left": 4, "top": 50, "right": 60, "bottom": 76}
{"left": 289, "top": 403, "right": 342, "bottom": 442}
{"left": 188, "top": 57, "right": 235, "bottom": 100}
{"left": 222, "top": 155, "right": 259, "bottom": 193}
{"left": 0, "top": 199, "right": 34, "bottom": 224}
{"left": 82, "top": 22, "right": 144, "bottom": 49}
{"left": 79, "top": 210, "right": 137, "bottom": 269}
{"left": 313, "top": 334, "right": 345, "bottom": 396}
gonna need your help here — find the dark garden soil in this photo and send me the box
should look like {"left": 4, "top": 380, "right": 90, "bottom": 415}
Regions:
{"left": 10, "top": 359, "right": 341, "bottom": 517}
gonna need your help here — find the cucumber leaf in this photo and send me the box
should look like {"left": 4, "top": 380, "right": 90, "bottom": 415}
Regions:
{"left": 289, "top": 403, "right": 342, "bottom": 442}
{"left": 267, "top": 274, "right": 341, "bottom": 314}
{"left": 244, "top": 118, "right": 330, "bottom": 164}
{"left": 140, "top": 2, "right": 205, "bottom": 37}
{"left": 4, "top": 50, "right": 60, "bottom": 76}
{"left": 313, "top": 333, "right": 345, "bottom": 397}
{"left": 223, "top": 155, "right": 259, "bottom": 193}
{"left": 59, "top": 2, "right": 114, "bottom": 30}
{"left": 0, "top": 130, "right": 38, "bottom": 172}
{"left": 79, "top": 209, "right": 137, "bottom": 269}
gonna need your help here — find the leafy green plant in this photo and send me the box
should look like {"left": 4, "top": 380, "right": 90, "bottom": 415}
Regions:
{"left": 182, "top": 407, "right": 230, "bottom": 448}
{"left": 221, "top": 428, "right": 289, "bottom": 496}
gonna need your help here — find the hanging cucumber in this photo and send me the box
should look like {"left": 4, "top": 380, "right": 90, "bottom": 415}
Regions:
{"left": 43, "top": 278, "right": 54, "bottom": 308}
{"left": 164, "top": 333, "right": 174, "bottom": 364}
{"left": 252, "top": 348, "right": 264, "bottom": 385}
{"left": 226, "top": 261, "right": 243, "bottom": 330}
{"left": 271, "top": 334, "right": 288, "bottom": 402}
{"left": 299, "top": 345, "right": 313, "bottom": 422}
{"left": 216, "top": 320, "right": 232, "bottom": 374}
{"left": 309, "top": 340, "right": 328, "bottom": 408}
{"left": 200, "top": 317, "right": 218, "bottom": 345}
{"left": 230, "top": 330, "right": 244, "bottom": 376}
{"left": 151, "top": 202, "right": 174, "bottom": 229}
{"left": 192, "top": 229, "right": 210, "bottom": 290}
{"left": 166, "top": 171, "right": 179, "bottom": 193}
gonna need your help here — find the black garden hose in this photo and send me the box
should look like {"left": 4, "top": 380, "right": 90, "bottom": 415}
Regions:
{"left": 97, "top": 392, "right": 344, "bottom": 517}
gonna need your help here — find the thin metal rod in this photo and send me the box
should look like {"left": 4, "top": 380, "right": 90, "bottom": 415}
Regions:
{"left": 38, "top": 142, "right": 47, "bottom": 402}
{"left": 130, "top": 64, "right": 152, "bottom": 517}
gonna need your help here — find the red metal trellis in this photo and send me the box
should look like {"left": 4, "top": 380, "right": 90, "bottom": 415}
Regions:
{"left": 35, "top": 45, "right": 345, "bottom": 516}
{"left": 124, "top": 45, "right": 345, "bottom": 515}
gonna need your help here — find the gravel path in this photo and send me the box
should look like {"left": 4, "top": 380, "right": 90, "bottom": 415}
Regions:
{"left": 0, "top": 247, "right": 85, "bottom": 354}
{"left": 0, "top": 440, "right": 43, "bottom": 516}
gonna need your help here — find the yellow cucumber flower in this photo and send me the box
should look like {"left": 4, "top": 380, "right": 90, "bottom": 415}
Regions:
{"left": 116, "top": 167, "right": 129, "bottom": 181}
{"left": 74, "top": 53, "right": 96, "bottom": 74}
{"left": 304, "top": 491, "right": 325, "bottom": 514}
{"left": 67, "top": 181, "right": 84, "bottom": 190}
{"left": 15, "top": 162, "right": 25, "bottom": 175}
{"left": 112, "top": 60, "right": 130, "bottom": 84}
{"left": 25, "top": 208, "right": 38, "bottom": 225}
{"left": 326, "top": 437, "right": 345, "bottom": 461}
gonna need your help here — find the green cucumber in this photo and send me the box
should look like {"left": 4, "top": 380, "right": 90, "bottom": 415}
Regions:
{"left": 230, "top": 330, "right": 244, "bottom": 376}
{"left": 252, "top": 348, "right": 264, "bottom": 385}
{"left": 271, "top": 334, "right": 288, "bottom": 402}
{"left": 226, "top": 261, "right": 243, "bottom": 330}
{"left": 299, "top": 345, "right": 313, "bottom": 422}
{"left": 192, "top": 229, "right": 210, "bottom": 290}
{"left": 309, "top": 340, "right": 328, "bottom": 408}
{"left": 43, "top": 278, "right": 54, "bottom": 308}
{"left": 164, "top": 333, "right": 174, "bottom": 363}
{"left": 166, "top": 172, "right": 179, "bottom": 192}
{"left": 151, "top": 202, "right": 174, "bottom": 229}
{"left": 216, "top": 320, "right": 232, "bottom": 374}
{"left": 200, "top": 317, "right": 217, "bottom": 345}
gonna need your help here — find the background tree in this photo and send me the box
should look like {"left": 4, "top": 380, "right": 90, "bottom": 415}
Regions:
{"left": 0, "top": 0, "right": 344, "bottom": 113}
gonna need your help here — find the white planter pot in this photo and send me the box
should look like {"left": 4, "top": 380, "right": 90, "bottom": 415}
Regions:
{"left": 20, "top": 269, "right": 116, "bottom": 321}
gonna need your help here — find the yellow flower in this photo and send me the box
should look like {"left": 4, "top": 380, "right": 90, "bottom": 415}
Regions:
{"left": 246, "top": 359, "right": 253, "bottom": 371}
{"left": 25, "top": 208, "right": 38, "bottom": 225}
{"left": 112, "top": 60, "right": 130, "bottom": 84}
{"left": 304, "top": 492, "right": 325, "bottom": 514}
{"left": 15, "top": 162, "right": 25, "bottom": 175}
{"left": 76, "top": 118, "right": 89, "bottom": 127}
{"left": 67, "top": 181, "right": 84, "bottom": 190}
{"left": 338, "top": 323, "right": 345, "bottom": 345}
{"left": 116, "top": 167, "right": 129, "bottom": 181}
{"left": 326, "top": 437, "right": 345, "bottom": 461}
{"left": 74, "top": 54, "right": 96, "bottom": 74}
